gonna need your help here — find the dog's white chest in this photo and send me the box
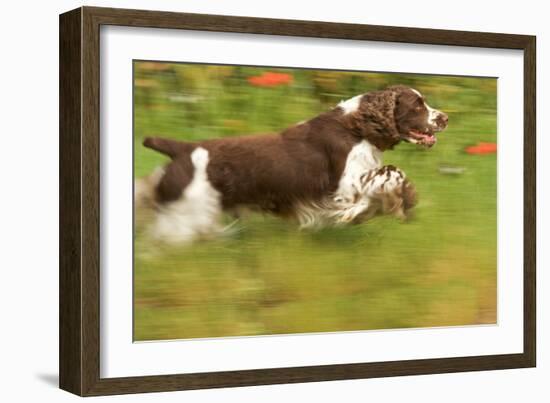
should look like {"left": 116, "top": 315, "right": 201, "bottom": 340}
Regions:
{"left": 293, "top": 141, "right": 384, "bottom": 228}
{"left": 336, "top": 140, "right": 382, "bottom": 201}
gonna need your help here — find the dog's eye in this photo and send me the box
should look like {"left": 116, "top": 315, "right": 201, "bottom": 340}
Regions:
{"left": 414, "top": 98, "right": 424, "bottom": 111}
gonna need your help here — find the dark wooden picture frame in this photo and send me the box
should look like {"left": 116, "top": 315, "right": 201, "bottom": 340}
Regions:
{"left": 59, "top": 6, "right": 536, "bottom": 396}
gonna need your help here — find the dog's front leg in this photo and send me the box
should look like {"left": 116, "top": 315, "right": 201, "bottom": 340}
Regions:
{"left": 361, "top": 165, "right": 417, "bottom": 220}
{"left": 335, "top": 201, "right": 372, "bottom": 224}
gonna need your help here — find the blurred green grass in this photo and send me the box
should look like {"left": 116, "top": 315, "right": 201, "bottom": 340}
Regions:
{"left": 133, "top": 62, "right": 497, "bottom": 341}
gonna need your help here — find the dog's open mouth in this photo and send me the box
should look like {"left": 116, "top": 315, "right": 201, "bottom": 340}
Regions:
{"left": 403, "top": 129, "right": 437, "bottom": 147}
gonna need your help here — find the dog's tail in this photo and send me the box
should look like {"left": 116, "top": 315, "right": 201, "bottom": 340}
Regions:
{"left": 143, "top": 137, "right": 195, "bottom": 159}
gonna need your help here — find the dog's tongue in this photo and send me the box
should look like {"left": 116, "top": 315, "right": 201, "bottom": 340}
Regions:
{"left": 410, "top": 130, "right": 436, "bottom": 146}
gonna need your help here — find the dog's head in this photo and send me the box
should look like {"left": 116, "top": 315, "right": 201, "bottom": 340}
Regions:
{"left": 340, "top": 85, "right": 448, "bottom": 150}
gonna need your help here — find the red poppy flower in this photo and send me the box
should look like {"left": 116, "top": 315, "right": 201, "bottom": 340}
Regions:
{"left": 465, "top": 142, "right": 497, "bottom": 155}
{"left": 248, "top": 72, "right": 293, "bottom": 87}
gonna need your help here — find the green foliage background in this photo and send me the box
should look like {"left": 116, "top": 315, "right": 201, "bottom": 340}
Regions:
{"left": 133, "top": 61, "right": 497, "bottom": 341}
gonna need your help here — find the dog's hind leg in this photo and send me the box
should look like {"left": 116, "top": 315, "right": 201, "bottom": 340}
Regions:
{"left": 134, "top": 166, "right": 165, "bottom": 209}
{"left": 152, "top": 147, "right": 224, "bottom": 243}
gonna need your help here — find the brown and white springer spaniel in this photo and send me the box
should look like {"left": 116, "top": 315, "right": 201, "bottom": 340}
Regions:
{"left": 136, "top": 85, "right": 448, "bottom": 242}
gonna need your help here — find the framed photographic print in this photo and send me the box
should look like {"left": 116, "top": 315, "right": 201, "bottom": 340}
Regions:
{"left": 59, "top": 6, "right": 536, "bottom": 396}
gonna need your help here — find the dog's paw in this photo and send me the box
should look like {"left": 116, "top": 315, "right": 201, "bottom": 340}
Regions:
{"left": 337, "top": 203, "right": 369, "bottom": 224}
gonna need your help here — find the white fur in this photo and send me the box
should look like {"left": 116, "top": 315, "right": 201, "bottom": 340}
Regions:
{"left": 411, "top": 88, "right": 422, "bottom": 97}
{"left": 293, "top": 140, "right": 383, "bottom": 228}
{"left": 426, "top": 102, "right": 440, "bottom": 125}
{"left": 328, "top": 164, "right": 401, "bottom": 225}
{"left": 293, "top": 166, "right": 407, "bottom": 228}
{"left": 337, "top": 94, "right": 364, "bottom": 115}
{"left": 363, "top": 169, "right": 404, "bottom": 198}
{"left": 334, "top": 140, "right": 382, "bottom": 203}
{"left": 292, "top": 199, "right": 335, "bottom": 229}
{"left": 151, "top": 147, "right": 223, "bottom": 243}
{"left": 335, "top": 171, "right": 405, "bottom": 224}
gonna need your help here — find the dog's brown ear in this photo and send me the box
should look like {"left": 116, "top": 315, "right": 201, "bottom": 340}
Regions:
{"left": 143, "top": 137, "right": 195, "bottom": 159}
{"left": 345, "top": 90, "right": 401, "bottom": 150}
